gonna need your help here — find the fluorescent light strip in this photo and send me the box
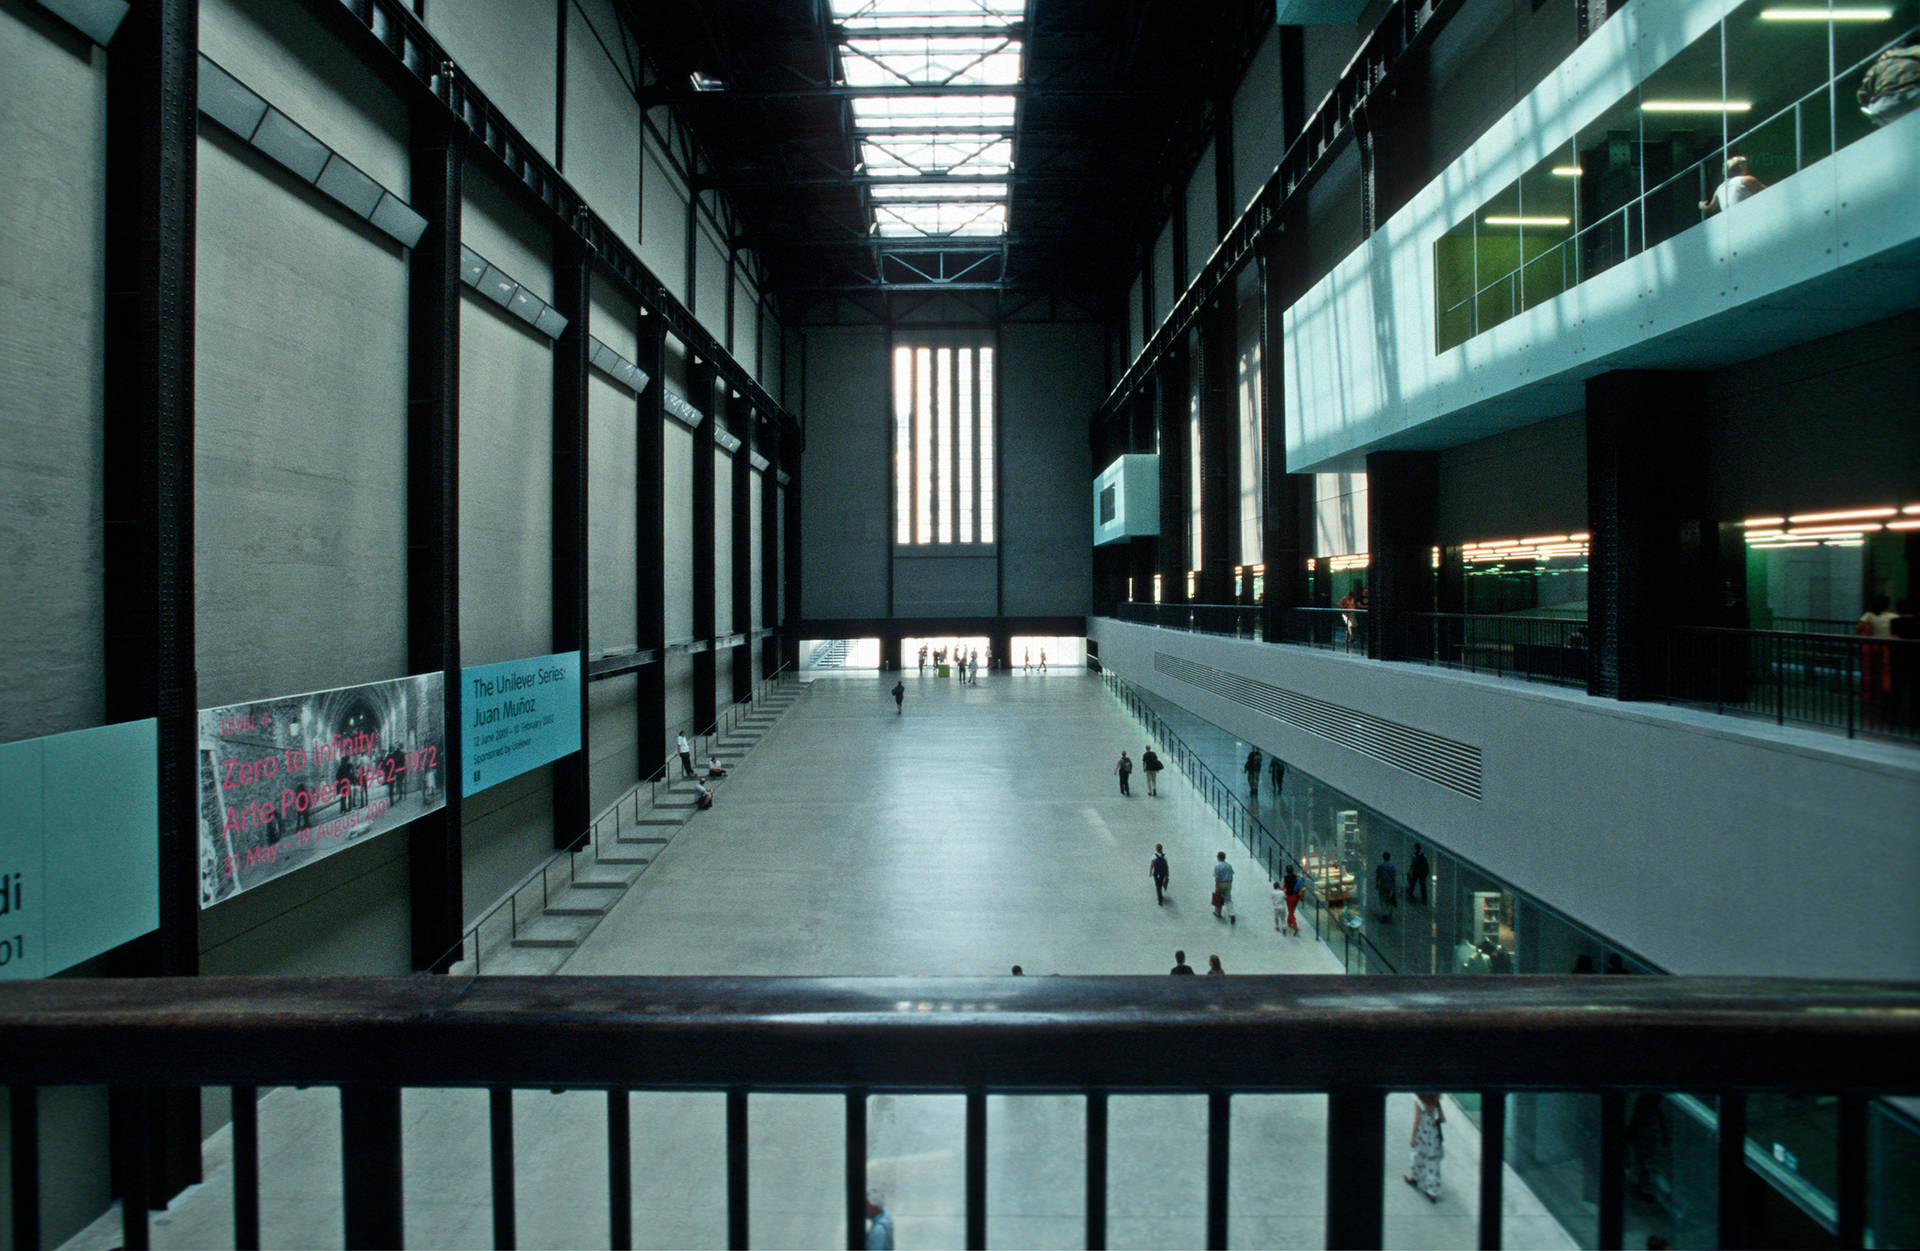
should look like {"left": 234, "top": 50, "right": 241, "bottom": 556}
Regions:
{"left": 1787, "top": 525, "right": 1873, "bottom": 537}
{"left": 1742, "top": 516, "right": 1786, "bottom": 527}
{"left": 1551, "top": 166, "right": 1583, "bottom": 177}
{"left": 1787, "top": 506, "right": 1897, "bottom": 522}
{"left": 1760, "top": 7, "right": 1894, "bottom": 19}
{"left": 1888, "top": 520, "right": 1920, "bottom": 531}
{"left": 1749, "top": 541, "right": 1820, "bottom": 549}
{"left": 1643, "top": 100, "right": 1752, "bottom": 112}
{"left": 1484, "top": 215, "right": 1571, "bottom": 226}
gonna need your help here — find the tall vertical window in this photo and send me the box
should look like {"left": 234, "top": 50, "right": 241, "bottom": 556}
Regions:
{"left": 894, "top": 338, "right": 995, "bottom": 546}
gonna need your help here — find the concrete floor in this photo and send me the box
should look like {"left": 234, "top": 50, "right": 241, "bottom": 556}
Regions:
{"left": 63, "top": 671, "right": 1575, "bottom": 1250}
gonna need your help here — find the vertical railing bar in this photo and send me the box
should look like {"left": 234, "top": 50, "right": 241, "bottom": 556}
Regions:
{"left": 1836, "top": 1094, "right": 1868, "bottom": 1250}
{"left": 965, "top": 1088, "right": 987, "bottom": 1251}
{"left": 490, "top": 1087, "right": 516, "bottom": 1249}
{"left": 1324, "top": 1089, "right": 1383, "bottom": 1251}
{"left": 339, "top": 1085, "right": 403, "bottom": 1251}
{"left": 116, "top": 1085, "right": 151, "bottom": 1251}
{"left": 726, "top": 1087, "right": 749, "bottom": 1250}
{"left": 1085, "top": 1092, "right": 1108, "bottom": 1251}
{"left": 1205, "top": 1091, "right": 1230, "bottom": 1251}
{"left": 1598, "top": 1092, "right": 1626, "bottom": 1250}
{"left": 1716, "top": 1093, "right": 1748, "bottom": 1251}
{"left": 11, "top": 1085, "right": 41, "bottom": 1251}
{"left": 846, "top": 1090, "right": 868, "bottom": 1251}
{"left": 232, "top": 1084, "right": 260, "bottom": 1250}
{"left": 1477, "top": 1090, "right": 1504, "bottom": 1250}
{"left": 607, "top": 1089, "right": 631, "bottom": 1251}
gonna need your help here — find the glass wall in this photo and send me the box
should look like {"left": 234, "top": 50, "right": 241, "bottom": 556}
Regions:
{"left": 1435, "top": 0, "right": 1920, "bottom": 353}
{"left": 1100, "top": 667, "right": 1919, "bottom": 1247}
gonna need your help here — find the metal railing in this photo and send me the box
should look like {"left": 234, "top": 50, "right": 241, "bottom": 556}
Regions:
{"left": 1657, "top": 627, "right": 1919, "bottom": 742}
{"left": 3, "top": 975, "right": 1914, "bottom": 1251}
{"left": 1280, "top": 606, "right": 1368, "bottom": 652}
{"left": 448, "top": 666, "right": 800, "bottom": 969}
{"left": 1114, "top": 600, "right": 1260, "bottom": 638}
{"left": 1405, "top": 613, "right": 1590, "bottom": 688}
{"left": 1436, "top": 22, "right": 1919, "bottom": 354}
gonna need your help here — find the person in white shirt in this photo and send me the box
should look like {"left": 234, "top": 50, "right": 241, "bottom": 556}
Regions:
{"left": 676, "top": 732, "right": 694, "bottom": 779}
{"left": 1699, "top": 155, "right": 1765, "bottom": 214}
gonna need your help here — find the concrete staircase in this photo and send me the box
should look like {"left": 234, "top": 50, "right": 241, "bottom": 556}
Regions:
{"left": 455, "top": 678, "right": 808, "bottom": 975}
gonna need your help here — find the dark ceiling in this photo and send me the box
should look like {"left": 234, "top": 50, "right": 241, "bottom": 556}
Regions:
{"left": 616, "top": 0, "right": 1273, "bottom": 318}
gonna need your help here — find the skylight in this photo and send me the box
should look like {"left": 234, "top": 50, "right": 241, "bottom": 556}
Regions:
{"left": 831, "top": 0, "right": 1024, "bottom": 243}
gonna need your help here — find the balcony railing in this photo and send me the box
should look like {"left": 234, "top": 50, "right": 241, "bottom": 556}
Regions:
{"left": 1405, "top": 612, "right": 1590, "bottom": 688}
{"left": 3, "top": 975, "right": 1916, "bottom": 1251}
{"left": 1114, "top": 600, "right": 1260, "bottom": 638}
{"left": 1658, "top": 627, "right": 1920, "bottom": 742}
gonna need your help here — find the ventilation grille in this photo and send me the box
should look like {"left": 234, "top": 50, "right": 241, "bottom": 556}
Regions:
{"left": 1153, "top": 652, "right": 1483, "bottom": 800}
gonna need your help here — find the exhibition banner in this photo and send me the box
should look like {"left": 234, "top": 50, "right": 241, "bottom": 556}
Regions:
{"left": 199, "top": 673, "right": 446, "bottom": 908}
{"left": 0, "top": 719, "right": 159, "bottom": 979}
{"left": 460, "top": 651, "right": 582, "bottom": 797}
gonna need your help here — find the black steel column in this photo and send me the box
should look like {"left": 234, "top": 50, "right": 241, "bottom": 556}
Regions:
{"left": 782, "top": 458, "right": 802, "bottom": 671}
{"left": 103, "top": 0, "right": 201, "bottom": 1202}
{"left": 551, "top": 237, "right": 591, "bottom": 850}
{"left": 406, "top": 112, "right": 464, "bottom": 972}
{"left": 1365, "top": 451, "right": 1439, "bottom": 662}
{"left": 691, "top": 359, "right": 719, "bottom": 731}
{"left": 730, "top": 397, "right": 753, "bottom": 703}
{"left": 1156, "top": 351, "right": 1191, "bottom": 604}
{"left": 1325, "top": 1090, "right": 1384, "bottom": 1250}
{"left": 1478, "top": 1092, "right": 1505, "bottom": 1250}
{"left": 634, "top": 314, "right": 668, "bottom": 779}
{"left": 760, "top": 428, "right": 782, "bottom": 677}
{"left": 11, "top": 1087, "right": 39, "bottom": 1251}
{"left": 1585, "top": 371, "right": 1717, "bottom": 701}
{"left": 1598, "top": 1093, "right": 1626, "bottom": 1250}
{"left": 1196, "top": 299, "right": 1237, "bottom": 606}
{"left": 1258, "top": 246, "right": 1304, "bottom": 642}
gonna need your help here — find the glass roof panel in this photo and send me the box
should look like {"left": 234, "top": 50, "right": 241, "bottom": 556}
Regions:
{"left": 870, "top": 182, "right": 1008, "bottom": 199}
{"left": 873, "top": 201, "right": 1008, "bottom": 237}
{"left": 859, "top": 135, "right": 1013, "bottom": 176}
{"left": 850, "top": 94, "right": 1017, "bottom": 130}
{"left": 841, "top": 37, "right": 1023, "bottom": 88}
{"left": 829, "top": 0, "right": 1023, "bottom": 32}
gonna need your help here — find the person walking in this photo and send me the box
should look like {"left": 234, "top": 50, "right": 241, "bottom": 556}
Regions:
{"left": 1169, "top": 950, "right": 1196, "bottom": 975}
{"left": 917, "top": 644, "right": 927, "bottom": 674}
{"left": 1269, "top": 753, "right": 1285, "bottom": 796}
{"left": 1039, "top": 648, "right": 1047, "bottom": 671}
{"left": 1282, "top": 865, "right": 1304, "bottom": 936}
{"left": 865, "top": 1188, "right": 896, "bottom": 1250}
{"left": 1115, "top": 750, "right": 1133, "bottom": 796}
{"left": 1245, "top": 747, "right": 1263, "bottom": 799}
{"left": 1272, "top": 879, "right": 1288, "bottom": 932}
{"left": 1407, "top": 844, "right": 1430, "bottom": 905}
{"left": 676, "top": 732, "right": 695, "bottom": 780}
{"left": 1375, "top": 851, "right": 1397, "bottom": 921}
{"left": 1141, "top": 746, "right": 1163, "bottom": 796}
{"left": 1150, "top": 844, "right": 1170, "bottom": 906}
{"left": 1404, "top": 1093, "right": 1446, "bottom": 1203}
{"left": 891, "top": 680, "right": 904, "bottom": 714}
{"left": 1212, "top": 852, "right": 1236, "bottom": 923}
{"left": 1206, "top": 954, "right": 1226, "bottom": 976}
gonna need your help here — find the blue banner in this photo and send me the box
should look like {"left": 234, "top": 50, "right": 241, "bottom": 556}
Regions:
{"left": 0, "top": 719, "right": 158, "bottom": 978}
{"left": 460, "top": 651, "right": 583, "bottom": 796}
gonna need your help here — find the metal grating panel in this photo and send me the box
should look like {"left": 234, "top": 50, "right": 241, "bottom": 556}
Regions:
{"left": 1153, "top": 652, "right": 1482, "bottom": 800}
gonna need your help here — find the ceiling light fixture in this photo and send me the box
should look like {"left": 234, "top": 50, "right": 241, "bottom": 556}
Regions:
{"left": 1759, "top": 6, "right": 1894, "bottom": 19}
{"left": 1642, "top": 100, "right": 1752, "bottom": 112}
{"left": 1551, "top": 166, "right": 1583, "bottom": 177}
{"left": 1484, "top": 215, "right": 1571, "bottom": 226}
{"left": 1786, "top": 507, "right": 1896, "bottom": 522}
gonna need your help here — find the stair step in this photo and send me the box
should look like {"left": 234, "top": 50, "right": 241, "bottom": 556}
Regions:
{"left": 595, "top": 856, "right": 651, "bottom": 867}
{"left": 618, "top": 835, "right": 672, "bottom": 845}
{"left": 510, "top": 937, "right": 579, "bottom": 949}
{"left": 568, "top": 879, "right": 629, "bottom": 890}
{"left": 545, "top": 904, "right": 606, "bottom": 918}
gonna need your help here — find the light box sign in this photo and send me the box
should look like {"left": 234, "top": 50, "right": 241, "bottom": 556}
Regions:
{"left": 0, "top": 719, "right": 159, "bottom": 979}
{"left": 460, "top": 651, "right": 582, "bottom": 797}
{"left": 1093, "top": 453, "right": 1160, "bottom": 546}
{"left": 198, "top": 673, "right": 446, "bottom": 908}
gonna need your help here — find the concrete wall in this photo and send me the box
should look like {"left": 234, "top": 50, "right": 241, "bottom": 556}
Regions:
{"left": 1435, "top": 412, "right": 1586, "bottom": 544}
{"left": 799, "top": 327, "right": 890, "bottom": 618}
{"left": 1001, "top": 324, "right": 1100, "bottom": 617}
{"left": 1089, "top": 618, "right": 1920, "bottom": 980}
{"left": 0, "top": 6, "right": 107, "bottom": 744}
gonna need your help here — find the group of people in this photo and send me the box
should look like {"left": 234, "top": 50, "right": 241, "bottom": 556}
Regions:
{"left": 1112, "top": 746, "right": 1164, "bottom": 796}
{"left": 675, "top": 731, "right": 722, "bottom": 808}
{"left": 917, "top": 643, "right": 988, "bottom": 683}
{"left": 1372, "top": 845, "right": 1431, "bottom": 920}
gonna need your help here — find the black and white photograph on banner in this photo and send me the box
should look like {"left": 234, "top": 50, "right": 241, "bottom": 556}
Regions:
{"left": 197, "top": 673, "right": 447, "bottom": 907}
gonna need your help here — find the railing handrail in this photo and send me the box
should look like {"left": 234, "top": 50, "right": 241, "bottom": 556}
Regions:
{"left": 1670, "top": 623, "right": 1919, "bottom": 644}
{"left": 3, "top": 975, "right": 1915, "bottom": 1092}
{"left": 1410, "top": 610, "right": 1587, "bottom": 623}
